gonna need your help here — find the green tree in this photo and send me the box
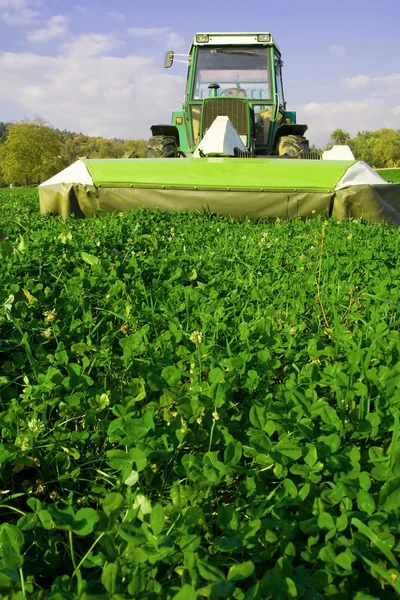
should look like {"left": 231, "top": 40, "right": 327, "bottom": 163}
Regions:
{"left": 97, "top": 138, "right": 126, "bottom": 158}
{"left": 326, "top": 129, "right": 351, "bottom": 149}
{"left": 0, "top": 117, "right": 62, "bottom": 185}
{"left": 123, "top": 139, "right": 147, "bottom": 158}
{"left": 0, "top": 122, "right": 8, "bottom": 142}
{"left": 372, "top": 128, "right": 400, "bottom": 168}
{"left": 0, "top": 157, "right": 5, "bottom": 187}
{"left": 349, "top": 131, "right": 376, "bottom": 166}
{"left": 309, "top": 143, "right": 323, "bottom": 156}
{"left": 347, "top": 128, "right": 400, "bottom": 167}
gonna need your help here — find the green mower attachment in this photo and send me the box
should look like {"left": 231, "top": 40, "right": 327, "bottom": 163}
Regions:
{"left": 39, "top": 157, "right": 400, "bottom": 224}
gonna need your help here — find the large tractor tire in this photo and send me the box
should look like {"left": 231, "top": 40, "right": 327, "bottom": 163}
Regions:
{"left": 147, "top": 135, "right": 178, "bottom": 158}
{"left": 277, "top": 134, "right": 310, "bottom": 158}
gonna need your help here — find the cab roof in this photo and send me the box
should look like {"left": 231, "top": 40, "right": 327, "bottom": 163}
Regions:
{"left": 191, "top": 32, "right": 280, "bottom": 54}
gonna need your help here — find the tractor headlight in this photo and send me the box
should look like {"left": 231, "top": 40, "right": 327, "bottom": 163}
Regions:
{"left": 196, "top": 34, "right": 209, "bottom": 43}
{"left": 257, "top": 34, "right": 271, "bottom": 42}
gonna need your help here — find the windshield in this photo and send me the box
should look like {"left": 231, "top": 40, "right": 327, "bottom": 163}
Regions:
{"left": 192, "top": 46, "right": 270, "bottom": 100}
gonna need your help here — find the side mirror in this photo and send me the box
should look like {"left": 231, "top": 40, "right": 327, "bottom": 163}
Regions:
{"left": 164, "top": 51, "right": 174, "bottom": 68}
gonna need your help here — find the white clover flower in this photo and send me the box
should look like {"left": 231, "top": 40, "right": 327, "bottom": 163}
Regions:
{"left": 98, "top": 393, "right": 110, "bottom": 410}
{"left": 27, "top": 418, "right": 45, "bottom": 435}
{"left": 41, "top": 328, "right": 52, "bottom": 339}
{"left": 196, "top": 408, "right": 206, "bottom": 425}
{"left": 189, "top": 330, "right": 203, "bottom": 345}
{"left": 43, "top": 309, "right": 56, "bottom": 322}
{"left": 58, "top": 231, "right": 72, "bottom": 244}
{"left": 15, "top": 435, "right": 30, "bottom": 451}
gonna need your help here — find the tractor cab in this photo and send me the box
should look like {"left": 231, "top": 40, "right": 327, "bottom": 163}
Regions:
{"left": 148, "top": 32, "right": 308, "bottom": 158}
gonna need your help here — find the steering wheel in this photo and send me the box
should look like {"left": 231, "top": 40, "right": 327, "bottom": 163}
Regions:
{"left": 220, "top": 87, "right": 247, "bottom": 98}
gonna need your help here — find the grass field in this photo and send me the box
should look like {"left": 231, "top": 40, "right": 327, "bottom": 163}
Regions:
{"left": 377, "top": 168, "right": 400, "bottom": 183}
{"left": 1, "top": 188, "right": 400, "bottom": 599}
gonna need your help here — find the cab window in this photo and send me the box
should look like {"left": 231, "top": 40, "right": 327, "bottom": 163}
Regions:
{"left": 193, "top": 46, "right": 271, "bottom": 100}
{"left": 275, "top": 56, "right": 285, "bottom": 106}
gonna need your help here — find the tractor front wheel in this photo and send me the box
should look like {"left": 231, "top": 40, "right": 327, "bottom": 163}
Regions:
{"left": 146, "top": 135, "right": 178, "bottom": 158}
{"left": 277, "top": 135, "right": 310, "bottom": 158}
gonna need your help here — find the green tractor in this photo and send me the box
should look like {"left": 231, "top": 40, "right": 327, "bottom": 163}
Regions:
{"left": 40, "top": 31, "right": 400, "bottom": 224}
{"left": 147, "top": 32, "right": 312, "bottom": 159}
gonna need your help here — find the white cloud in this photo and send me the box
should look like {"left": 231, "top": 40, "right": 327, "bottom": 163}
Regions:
{"left": 329, "top": 45, "right": 346, "bottom": 57}
{"left": 369, "top": 87, "right": 400, "bottom": 98}
{"left": 128, "top": 27, "right": 170, "bottom": 37}
{"left": 300, "top": 98, "right": 400, "bottom": 146}
{"left": 62, "top": 33, "right": 123, "bottom": 58}
{"left": 341, "top": 72, "right": 400, "bottom": 93}
{"left": 374, "top": 73, "right": 400, "bottom": 86}
{"left": 341, "top": 71, "right": 400, "bottom": 107}
{"left": 27, "top": 15, "right": 69, "bottom": 43}
{"left": 393, "top": 106, "right": 400, "bottom": 115}
{"left": 165, "top": 32, "right": 185, "bottom": 49}
{"left": 107, "top": 11, "right": 126, "bottom": 22}
{"left": 0, "top": 0, "right": 27, "bottom": 9}
{"left": 303, "top": 98, "right": 382, "bottom": 117}
{"left": 0, "top": 0, "right": 40, "bottom": 25}
{"left": 128, "top": 27, "right": 186, "bottom": 49}
{"left": 341, "top": 75, "right": 370, "bottom": 89}
{"left": 0, "top": 48, "right": 185, "bottom": 140}
{"left": 3, "top": 8, "right": 39, "bottom": 26}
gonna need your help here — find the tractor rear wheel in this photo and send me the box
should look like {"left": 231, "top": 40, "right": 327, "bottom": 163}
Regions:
{"left": 147, "top": 135, "right": 178, "bottom": 158}
{"left": 277, "top": 135, "right": 310, "bottom": 158}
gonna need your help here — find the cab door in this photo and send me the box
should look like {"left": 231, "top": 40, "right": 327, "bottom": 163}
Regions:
{"left": 267, "top": 53, "right": 285, "bottom": 150}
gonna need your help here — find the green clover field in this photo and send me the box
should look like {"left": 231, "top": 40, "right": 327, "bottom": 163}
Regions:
{"left": 1, "top": 182, "right": 400, "bottom": 599}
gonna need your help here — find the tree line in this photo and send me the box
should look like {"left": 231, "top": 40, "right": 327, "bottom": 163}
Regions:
{"left": 325, "top": 128, "right": 400, "bottom": 168}
{"left": 0, "top": 117, "right": 147, "bottom": 187}
{"left": 0, "top": 118, "right": 399, "bottom": 187}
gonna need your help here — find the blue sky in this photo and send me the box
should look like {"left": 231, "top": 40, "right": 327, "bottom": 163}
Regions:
{"left": 0, "top": 0, "right": 399, "bottom": 146}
